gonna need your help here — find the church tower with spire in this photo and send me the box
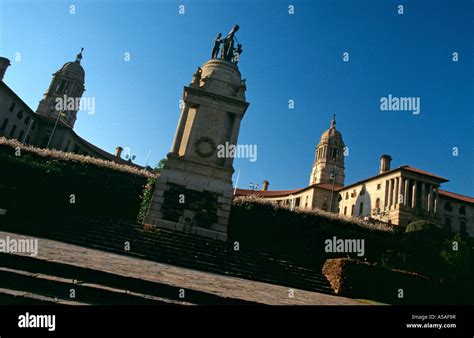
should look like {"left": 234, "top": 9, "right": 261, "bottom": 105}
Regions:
{"left": 36, "top": 48, "right": 85, "bottom": 128}
{"left": 309, "top": 115, "right": 345, "bottom": 187}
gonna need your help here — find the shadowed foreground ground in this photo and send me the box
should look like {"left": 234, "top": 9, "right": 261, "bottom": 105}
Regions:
{"left": 0, "top": 231, "right": 365, "bottom": 305}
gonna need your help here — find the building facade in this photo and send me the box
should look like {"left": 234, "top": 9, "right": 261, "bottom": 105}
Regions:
{"left": 236, "top": 117, "right": 474, "bottom": 237}
{"left": 0, "top": 53, "right": 138, "bottom": 167}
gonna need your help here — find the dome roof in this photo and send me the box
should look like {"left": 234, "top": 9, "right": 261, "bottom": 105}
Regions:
{"left": 60, "top": 61, "right": 85, "bottom": 81}
{"left": 319, "top": 115, "right": 344, "bottom": 144}
{"left": 59, "top": 49, "right": 85, "bottom": 82}
{"left": 320, "top": 127, "right": 343, "bottom": 141}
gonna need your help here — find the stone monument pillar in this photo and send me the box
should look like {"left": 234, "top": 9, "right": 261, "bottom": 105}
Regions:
{"left": 144, "top": 56, "right": 249, "bottom": 241}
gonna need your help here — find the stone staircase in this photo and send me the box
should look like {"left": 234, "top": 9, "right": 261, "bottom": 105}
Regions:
{"left": 1, "top": 216, "right": 335, "bottom": 300}
{"left": 0, "top": 252, "right": 256, "bottom": 305}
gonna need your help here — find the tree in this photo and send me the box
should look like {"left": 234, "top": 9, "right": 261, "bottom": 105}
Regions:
{"left": 154, "top": 158, "right": 167, "bottom": 174}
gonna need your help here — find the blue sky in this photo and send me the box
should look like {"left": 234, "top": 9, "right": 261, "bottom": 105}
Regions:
{"left": 1, "top": 0, "right": 473, "bottom": 196}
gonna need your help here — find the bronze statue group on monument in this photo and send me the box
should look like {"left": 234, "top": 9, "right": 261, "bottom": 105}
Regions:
{"left": 211, "top": 25, "right": 243, "bottom": 65}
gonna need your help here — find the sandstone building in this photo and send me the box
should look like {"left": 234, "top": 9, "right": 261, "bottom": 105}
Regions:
{"left": 0, "top": 52, "right": 136, "bottom": 166}
{"left": 236, "top": 117, "right": 474, "bottom": 237}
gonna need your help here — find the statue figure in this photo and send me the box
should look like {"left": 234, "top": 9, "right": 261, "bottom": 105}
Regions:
{"left": 233, "top": 43, "right": 243, "bottom": 65}
{"left": 236, "top": 79, "right": 246, "bottom": 99}
{"left": 190, "top": 67, "right": 202, "bottom": 87}
{"left": 211, "top": 33, "right": 222, "bottom": 59}
{"left": 221, "top": 25, "right": 240, "bottom": 61}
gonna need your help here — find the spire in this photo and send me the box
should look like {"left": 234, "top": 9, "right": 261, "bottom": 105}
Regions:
{"left": 330, "top": 114, "right": 336, "bottom": 128}
{"left": 75, "top": 47, "right": 84, "bottom": 63}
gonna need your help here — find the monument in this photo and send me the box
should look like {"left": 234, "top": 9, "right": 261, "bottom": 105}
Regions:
{"left": 144, "top": 25, "right": 249, "bottom": 241}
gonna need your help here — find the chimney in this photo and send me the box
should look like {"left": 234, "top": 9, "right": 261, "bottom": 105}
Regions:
{"left": 0, "top": 57, "right": 11, "bottom": 82}
{"left": 380, "top": 154, "right": 392, "bottom": 174}
{"left": 115, "top": 146, "right": 123, "bottom": 158}
{"left": 262, "top": 180, "right": 269, "bottom": 191}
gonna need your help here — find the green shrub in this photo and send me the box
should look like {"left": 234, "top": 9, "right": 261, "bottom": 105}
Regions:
{"left": 137, "top": 176, "right": 157, "bottom": 223}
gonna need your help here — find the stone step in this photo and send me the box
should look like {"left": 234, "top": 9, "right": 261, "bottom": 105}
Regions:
{"left": 0, "top": 267, "right": 186, "bottom": 305}
{"left": 0, "top": 253, "right": 257, "bottom": 305}
{"left": 66, "top": 217, "right": 326, "bottom": 274}
{"left": 49, "top": 231, "right": 335, "bottom": 294}
{"left": 2, "top": 217, "right": 335, "bottom": 295}
{"left": 0, "top": 287, "right": 89, "bottom": 305}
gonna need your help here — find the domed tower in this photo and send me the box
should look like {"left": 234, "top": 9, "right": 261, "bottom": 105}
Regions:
{"left": 309, "top": 115, "right": 345, "bottom": 186}
{"left": 36, "top": 48, "right": 85, "bottom": 128}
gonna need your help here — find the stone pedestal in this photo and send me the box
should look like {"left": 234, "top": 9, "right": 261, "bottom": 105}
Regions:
{"left": 144, "top": 154, "right": 234, "bottom": 241}
{"left": 144, "top": 58, "right": 249, "bottom": 241}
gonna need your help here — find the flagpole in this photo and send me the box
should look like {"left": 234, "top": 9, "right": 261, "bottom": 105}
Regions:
{"left": 46, "top": 112, "right": 64, "bottom": 149}
{"left": 233, "top": 168, "right": 240, "bottom": 196}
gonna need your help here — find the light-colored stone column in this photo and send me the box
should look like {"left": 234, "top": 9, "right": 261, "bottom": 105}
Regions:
{"left": 399, "top": 178, "right": 405, "bottom": 206}
{"left": 433, "top": 187, "right": 439, "bottom": 213}
{"left": 412, "top": 180, "right": 417, "bottom": 208}
{"left": 427, "top": 184, "right": 432, "bottom": 212}
{"left": 384, "top": 180, "right": 389, "bottom": 208}
{"left": 170, "top": 103, "right": 191, "bottom": 154}
{"left": 404, "top": 179, "right": 409, "bottom": 207}
{"left": 421, "top": 182, "right": 426, "bottom": 210}
{"left": 395, "top": 178, "right": 400, "bottom": 207}
{"left": 389, "top": 179, "right": 394, "bottom": 207}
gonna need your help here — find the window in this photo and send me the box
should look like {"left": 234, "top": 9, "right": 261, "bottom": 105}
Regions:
{"left": 64, "top": 139, "right": 71, "bottom": 152}
{"left": 460, "top": 221, "right": 467, "bottom": 235}
{"left": 351, "top": 204, "right": 355, "bottom": 216}
{"left": 459, "top": 206, "right": 466, "bottom": 215}
{"left": 9, "top": 102, "right": 16, "bottom": 112}
{"left": 41, "top": 134, "right": 50, "bottom": 148}
{"left": 377, "top": 184, "right": 381, "bottom": 190}
{"left": 24, "top": 116, "right": 30, "bottom": 125}
{"left": 1, "top": 118, "right": 8, "bottom": 131}
{"left": 445, "top": 218, "right": 452, "bottom": 231}
{"left": 444, "top": 202, "right": 453, "bottom": 212}
{"left": 359, "top": 202, "right": 364, "bottom": 215}
{"left": 295, "top": 197, "right": 300, "bottom": 207}
{"left": 345, "top": 192, "right": 349, "bottom": 200}
{"left": 18, "top": 130, "right": 24, "bottom": 141}
{"left": 55, "top": 80, "right": 66, "bottom": 94}
{"left": 344, "top": 206, "right": 347, "bottom": 215}
{"left": 375, "top": 198, "right": 380, "bottom": 209}
{"left": 10, "top": 125, "right": 17, "bottom": 138}
{"left": 16, "top": 109, "right": 23, "bottom": 120}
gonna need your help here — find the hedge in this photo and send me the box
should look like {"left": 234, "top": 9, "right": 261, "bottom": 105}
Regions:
{"left": 322, "top": 258, "right": 447, "bottom": 304}
{"left": 0, "top": 138, "right": 154, "bottom": 225}
{"left": 228, "top": 196, "right": 474, "bottom": 284}
{"left": 228, "top": 196, "right": 403, "bottom": 268}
